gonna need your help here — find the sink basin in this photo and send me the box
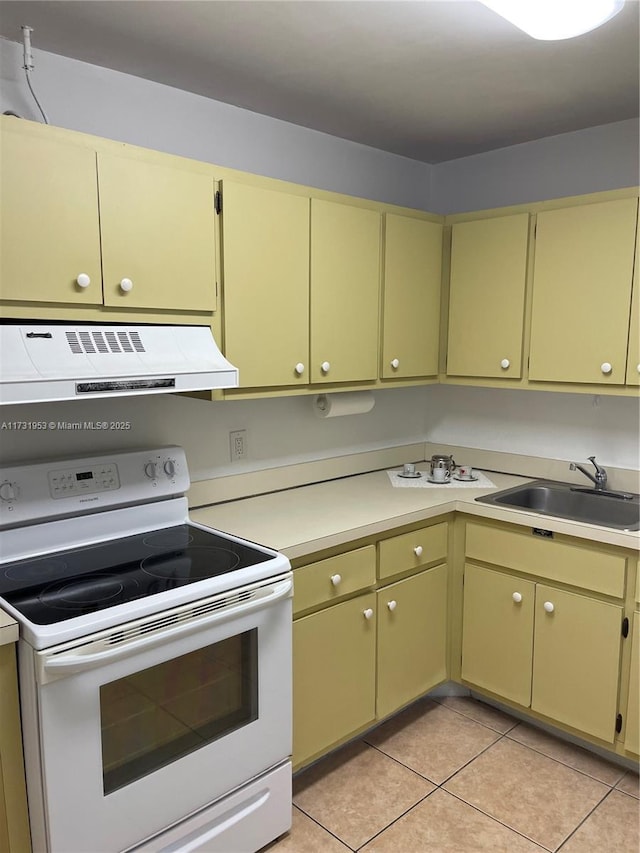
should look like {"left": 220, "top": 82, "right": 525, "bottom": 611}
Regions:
{"left": 476, "top": 481, "right": 640, "bottom": 531}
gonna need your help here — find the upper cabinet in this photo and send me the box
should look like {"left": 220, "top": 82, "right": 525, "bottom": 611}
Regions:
{"left": 528, "top": 198, "right": 638, "bottom": 385}
{"left": 221, "top": 181, "right": 310, "bottom": 387}
{"left": 1, "top": 126, "right": 102, "bottom": 305}
{"left": 446, "top": 213, "right": 529, "bottom": 379}
{"left": 98, "top": 152, "right": 217, "bottom": 312}
{"left": 310, "top": 199, "right": 381, "bottom": 384}
{"left": 381, "top": 214, "right": 443, "bottom": 380}
{"left": 625, "top": 221, "right": 640, "bottom": 387}
{"left": 1, "top": 118, "right": 217, "bottom": 316}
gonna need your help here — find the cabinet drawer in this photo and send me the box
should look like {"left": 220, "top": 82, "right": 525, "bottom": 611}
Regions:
{"left": 293, "top": 546, "right": 375, "bottom": 614}
{"left": 465, "top": 522, "right": 626, "bottom": 598}
{"left": 378, "top": 522, "right": 448, "bottom": 580}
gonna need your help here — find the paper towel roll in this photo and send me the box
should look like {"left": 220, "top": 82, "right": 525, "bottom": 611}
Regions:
{"left": 314, "top": 391, "right": 375, "bottom": 418}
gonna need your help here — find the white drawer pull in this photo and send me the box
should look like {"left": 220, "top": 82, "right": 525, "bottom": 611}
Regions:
{"left": 330, "top": 574, "right": 341, "bottom": 587}
{"left": 543, "top": 601, "right": 555, "bottom": 614}
{"left": 363, "top": 608, "right": 374, "bottom": 620}
{"left": 387, "top": 600, "right": 397, "bottom": 612}
{"left": 414, "top": 545, "right": 423, "bottom": 557}
{"left": 512, "top": 592, "right": 522, "bottom": 603}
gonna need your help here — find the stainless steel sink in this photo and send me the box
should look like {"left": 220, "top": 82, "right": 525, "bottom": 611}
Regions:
{"left": 475, "top": 481, "right": 640, "bottom": 531}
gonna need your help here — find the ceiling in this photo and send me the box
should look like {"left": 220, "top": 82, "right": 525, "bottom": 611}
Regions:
{"left": 0, "top": 1, "right": 638, "bottom": 163}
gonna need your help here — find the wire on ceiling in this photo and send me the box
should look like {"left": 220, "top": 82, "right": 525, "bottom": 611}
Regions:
{"left": 21, "top": 25, "right": 49, "bottom": 124}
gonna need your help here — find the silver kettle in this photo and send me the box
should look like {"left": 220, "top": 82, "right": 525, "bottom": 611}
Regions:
{"left": 428, "top": 454, "right": 457, "bottom": 476}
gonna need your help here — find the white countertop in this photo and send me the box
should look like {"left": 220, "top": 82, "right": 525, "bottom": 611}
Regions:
{"left": 191, "top": 466, "right": 639, "bottom": 560}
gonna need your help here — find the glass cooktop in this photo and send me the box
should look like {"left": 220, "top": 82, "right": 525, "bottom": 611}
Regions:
{"left": 0, "top": 524, "right": 271, "bottom": 625}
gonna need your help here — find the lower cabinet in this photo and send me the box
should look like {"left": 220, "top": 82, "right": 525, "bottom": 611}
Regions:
{"left": 460, "top": 520, "right": 629, "bottom": 745}
{"left": 292, "top": 523, "right": 449, "bottom": 769}
{"left": 0, "top": 644, "right": 31, "bottom": 853}
{"left": 377, "top": 564, "right": 447, "bottom": 719}
{"left": 293, "top": 593, "right": 377, "bottom": 768}
{"left": 624, "top": 611, "right": 640, "bottom": 755}
{"left": 462, "top": 564, "right": 621, "bottom": 742}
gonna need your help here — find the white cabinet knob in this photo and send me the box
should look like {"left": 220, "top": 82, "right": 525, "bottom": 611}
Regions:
{"left": 390, "top": 358, "right": 400, "bottom": 369}
{"left": 387, "top": 600, "right": 397, "bottom": 612}
{"left": 295, "top": 363, "right": 305, "bottom": 376}
{"left": 512, "top": 592, "right": 522, "bottom": 603}
{"left": 321, "top": 361, "right": 331, "bottom": 374}
{"left": 363, "top": 608, "right": 374, "bottom": 620}
{"left": 330, "top": 574, "right": 342, "bottom": 587}
{"left": 76, "top": 273, "right": 91, "bottom": 289}
{"left": 120, "top": 277, "right": 134, "bottom": 293}
{"left": 600, "top": 362, "right": 612, "bottom": 375}
{"left": 637, "top": 363, "right": 640, "bottom": 374}
{"left": 500, "top": 358, "right": 510, "bottom": 370}
{"left": 543, "top": 601, "right": 555, "bottom": 614}
{"left": 413, "top": 545, "right": 423, "bottom": 557}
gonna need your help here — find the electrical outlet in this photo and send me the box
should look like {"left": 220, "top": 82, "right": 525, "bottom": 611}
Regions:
{"left": 229, "top": 429, "right": 247, "bottom": 462}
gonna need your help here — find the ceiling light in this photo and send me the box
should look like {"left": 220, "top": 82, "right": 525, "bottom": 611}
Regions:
{"left": 479, "top": 0, "right": 625, "bottom": 40}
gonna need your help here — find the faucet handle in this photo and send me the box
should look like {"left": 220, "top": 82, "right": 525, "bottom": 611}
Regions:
{"left": 588, "top": 456, "right": 605, "bottom": 475}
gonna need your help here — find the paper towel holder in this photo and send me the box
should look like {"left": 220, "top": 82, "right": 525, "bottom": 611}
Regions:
{"left": 314, "top": 391, "right": 376, "bottom": 418}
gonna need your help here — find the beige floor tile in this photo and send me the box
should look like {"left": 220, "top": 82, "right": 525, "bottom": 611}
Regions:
{"left": 616, "top": 770, "right": 640, "bottom": 798}
{"left": 443, "top": 738, "right": 609, "bottom": 851}
{"left": 507, "top": 722, "right": 626, "bottom": 786}
{"left": 263, "top": 806, "right": 351, "bottom": 852}
{"left": 293, "top": 740, "right": 433, "bottom": 849}
{"left": 436, "top": 695, "right": 519, "bottom": 733}
{"left": 558, "top": 790, "right": 640, "bottom": 853}
{"left": 364, "top": 698, "right": 501, "bottom": 784}
{"left": 360, "top": 789, "right": 547, "bottom": 853}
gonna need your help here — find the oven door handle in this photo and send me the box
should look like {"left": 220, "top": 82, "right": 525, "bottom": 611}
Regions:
{"left": 38, "top": 576, "right": 292, "bottom": 682}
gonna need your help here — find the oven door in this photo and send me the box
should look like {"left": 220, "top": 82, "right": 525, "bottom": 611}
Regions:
{"left": 21, "top": 574, "right": 292, "bottom": 853}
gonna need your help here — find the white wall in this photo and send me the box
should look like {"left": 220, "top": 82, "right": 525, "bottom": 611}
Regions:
{"left": 432, "top": 118, "right": 639, "bottom": 214}
{"left": 425, "top": 385, "right": 640, "bottom": 471}
{"left": 0, "top": 387, "right": 430, "bottom": 479}
{"left": 0, "top": 39, "right": 433, "bottom": 210}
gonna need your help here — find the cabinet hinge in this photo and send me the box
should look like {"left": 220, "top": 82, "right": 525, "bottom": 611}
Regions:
{"left": 622, "top": 617, "right": 629, "bottom": 638}
{"left": 215, "top": 190, "right": 222, "bottom": 214}
{"left": 615, "top": 713, "right": 623, "bottom": 734}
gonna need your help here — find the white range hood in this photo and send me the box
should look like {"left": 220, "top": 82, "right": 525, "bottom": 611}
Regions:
{"left": 0, "top": 323, "right": 239, "bottom": 404}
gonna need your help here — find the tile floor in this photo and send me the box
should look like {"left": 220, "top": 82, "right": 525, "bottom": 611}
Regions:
{"left": 265, "top": 695, "right": 639, "bottom": 853}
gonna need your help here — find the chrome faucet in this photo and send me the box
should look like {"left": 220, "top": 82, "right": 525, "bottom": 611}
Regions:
{"left": 570, "top": 456, "right": 608, "bottom": 491}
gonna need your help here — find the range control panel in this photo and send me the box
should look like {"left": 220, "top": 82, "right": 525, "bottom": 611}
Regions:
{"left": 0, "top": 446, "right": 189, "bottom": 528}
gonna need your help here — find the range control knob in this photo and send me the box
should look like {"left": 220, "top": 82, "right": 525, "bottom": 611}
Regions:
{"left": 163, "top": 459, "right": 176, "bottom": 478}
{"left": 0, "top": 481, "right": 18, "bottom": 502}
{"left": 144, "top": 462, "right": 159, "bottom": 480}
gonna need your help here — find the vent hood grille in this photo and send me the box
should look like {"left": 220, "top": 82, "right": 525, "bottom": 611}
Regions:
{"left": 0, "top": 323, "right": 239, "bottom": 404}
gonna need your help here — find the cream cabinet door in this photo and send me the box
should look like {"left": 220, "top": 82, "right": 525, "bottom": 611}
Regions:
{"left": 310, "top": 199, "right": 380, "bottom": 384}
{"left": 624, "top": 612, "right": 639, "bottom": 755}
{"left": 293, "top": 593, "right": 376, "bottom": 768}
{"left": 529, "top": 199, "right": 638, "bottom": 384}
{"left": 98, "top": 152, "right": 217, "bottom": 311}
{"left": 1, "top": 123, "right": 102, "bottom": 305}
{"left": 625, "top": 223, "right": 640, "bottom": 386}
{"left": 532, "top": 585, "right": 622, "bottom": 743}
{"left": 461, "top": 564, "right": 535, "bottom": 706}
{"left": 376, "top": 564, "right": 447, "bottom": 720}
{"left": 222, "top": 181, "right": 310, "bottom": 387}
{"left": 381, "top": 214, "right": 443, "bottom": 379}
{"left": 446, "top": 214, "right": 529, "bottom": 378}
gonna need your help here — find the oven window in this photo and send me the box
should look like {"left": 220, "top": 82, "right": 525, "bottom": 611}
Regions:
{"left": 100, "top": 630, "right": 258, "bottom": 794}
